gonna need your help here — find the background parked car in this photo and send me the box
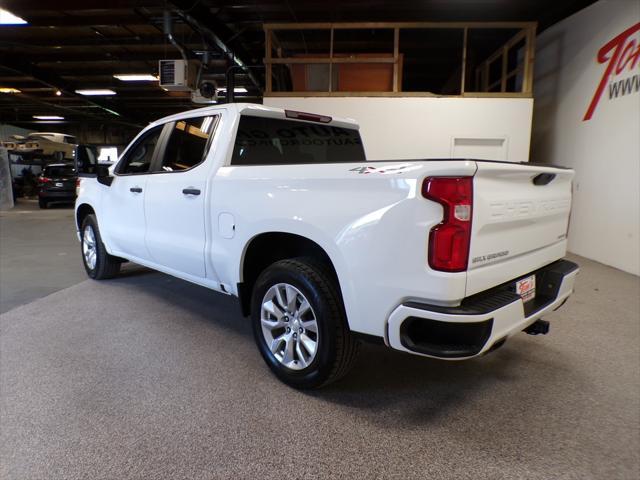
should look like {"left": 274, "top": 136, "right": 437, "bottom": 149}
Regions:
{"left": 8, "top": 133, "right": 77, "bottom": 161}
{"left": 37, "top": 163, "right": 77, "bottom": 208}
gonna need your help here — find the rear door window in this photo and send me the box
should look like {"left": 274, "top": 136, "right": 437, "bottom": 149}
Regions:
{"left": 231, "top": 115, "right": 365, "bottom": 166}
{"left": 156, "top": 116, "right": 218, "bottom": 172}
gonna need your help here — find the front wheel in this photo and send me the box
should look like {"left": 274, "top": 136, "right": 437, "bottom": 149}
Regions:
{"left": 251, "top": 258, "right": 358, "bottom": 389}
{"left": 80, "top": 214, "right": 121, "bottom": 279}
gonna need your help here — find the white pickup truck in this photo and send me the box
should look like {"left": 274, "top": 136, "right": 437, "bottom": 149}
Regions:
{"left": 75, "top": 103, "right": 579, "bottom": 388}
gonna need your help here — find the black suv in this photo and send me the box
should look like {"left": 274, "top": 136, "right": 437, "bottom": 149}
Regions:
{"left": 37, "top": 163, "right": 77, "bottom": 208}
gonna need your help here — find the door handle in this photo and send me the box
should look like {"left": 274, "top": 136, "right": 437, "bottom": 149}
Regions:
{"left": 129, "top": 187, "right": 142, "bottom": 193}
{"left": 182, "top": 188, "right": 201, "bottom": 196}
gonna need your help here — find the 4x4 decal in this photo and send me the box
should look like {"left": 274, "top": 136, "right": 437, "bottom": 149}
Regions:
{"left": 349, "top": 164, "right": 413, "bottom": 175}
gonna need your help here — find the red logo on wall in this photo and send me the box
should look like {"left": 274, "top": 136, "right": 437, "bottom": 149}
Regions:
{"left": 583, "top": 22, "right": 640, "bottom": 121}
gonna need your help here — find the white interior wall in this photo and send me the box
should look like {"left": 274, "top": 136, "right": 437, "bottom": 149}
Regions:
{"left": 531, "top": 0, "right": 640, "bottom": 275}
{"left": 264, "top": 97, "right": 534, "bottom": 162}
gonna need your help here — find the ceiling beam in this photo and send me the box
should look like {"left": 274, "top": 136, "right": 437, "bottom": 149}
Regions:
{"left": 0, "top": 64, "right": 238, "bottom": 77}
{"left": 1, "top": 0, "right": 160, "bottom": 10}
{"left": 7, "top": 15, "right": 154, "bottom": 27}
{"left": 0, "top": 36, "right": 202, "bottom": 48}
{"left": 4, "top": 52, "right": 191, "bottom": 63}
{"left": 0, "top": 92, "right": 142, "bottom": 128}
{"left": 0, "top": 54, "right": 141, "bottom": 125}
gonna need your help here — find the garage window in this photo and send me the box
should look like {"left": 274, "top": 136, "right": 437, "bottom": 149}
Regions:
{"left": 231, "top": 115, "right": 365, "bottom": 165}
{"left": 157, "top": 116, "right": 218, "bottom": 172}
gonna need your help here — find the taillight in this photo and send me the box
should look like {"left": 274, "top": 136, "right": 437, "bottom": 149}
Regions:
{"left": 39, "top": 177, "right": 51, "bottom": 184}
{"left": 422, "top": 176, "right": 473, "bottom": 272}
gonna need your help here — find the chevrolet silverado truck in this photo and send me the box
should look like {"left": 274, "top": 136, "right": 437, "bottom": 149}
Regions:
{"left": 74, "top": 103, "right": 579, "bottom": 389}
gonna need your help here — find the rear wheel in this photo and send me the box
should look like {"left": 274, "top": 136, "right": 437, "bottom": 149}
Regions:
{"left": 81, "top": 214, "right": 121, "bottom": 279}
{"left": 251, "top": 258, "right": 358, "bottom": 389}
{"left": 38, "top": 198, "right": 48, "bottom": 209}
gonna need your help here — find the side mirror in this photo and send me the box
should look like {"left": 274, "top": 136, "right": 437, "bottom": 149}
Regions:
{"left": 96, "top": 165, "right": 114, "bottom": 186}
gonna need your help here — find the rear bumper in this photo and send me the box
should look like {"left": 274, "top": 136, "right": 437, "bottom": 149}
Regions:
{"left": 387, "top": 259, "right": 579, "bottom": 359}
{"left": 39, "top": 190, "right": 76, "bottom": 200}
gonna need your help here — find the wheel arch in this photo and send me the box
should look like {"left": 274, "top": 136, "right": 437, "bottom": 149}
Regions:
{"left": 76, "top": 203, "right": 95, "bottom": 230}
{"left": 238, "top": 232, "right": 342, "bottom": 318}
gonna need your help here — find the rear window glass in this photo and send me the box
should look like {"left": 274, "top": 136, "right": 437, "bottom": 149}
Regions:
{"left": 231, "top": 115, "right": 365, "bottom": 166}
{"left": 44, "top": 165, "right": 76, "bottom": 177}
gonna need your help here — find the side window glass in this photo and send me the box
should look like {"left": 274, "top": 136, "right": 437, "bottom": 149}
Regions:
{"left": 158, "top": 116, "right": 217, "bottom": 172}
{"left": 118, "top": 126, "right": 162, "bottom": 174}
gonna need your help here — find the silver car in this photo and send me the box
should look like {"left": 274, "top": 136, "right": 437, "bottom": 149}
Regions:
{"left": 6, "top": 132, "right": 77, "bottom": 160}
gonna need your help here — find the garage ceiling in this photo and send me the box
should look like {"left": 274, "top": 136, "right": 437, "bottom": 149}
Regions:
{"left": 0, "top": 0, "right": 597, "bottom": 128}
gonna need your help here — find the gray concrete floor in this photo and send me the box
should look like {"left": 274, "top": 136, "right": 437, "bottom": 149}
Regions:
{"left": 1, "top": 201, "right": 639, "bottom": 479}
{"left": 0, "top": 199, "right": 86, "bottom": 313}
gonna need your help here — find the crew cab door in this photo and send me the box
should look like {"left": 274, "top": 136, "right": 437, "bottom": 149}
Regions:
{"left": 143, "top": 115, "right": 219, "bottom": 280}
{"left": 101, "top": 124, "right": 164, "bottom": 260}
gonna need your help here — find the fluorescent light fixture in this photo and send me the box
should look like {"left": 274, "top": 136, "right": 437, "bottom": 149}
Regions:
{"left": 113, "top": 74, "right": 158, "bottom": 81}
{"left": 75, "top": 89, "right": 116, "bottom": 96}
{"left": 0, "top": 87, "right": 20, "bottom": 93}
{"left": 0, "top": 8, "right": 27, "bottom": 25}
{"left": 33, "top": 115, "right": 64, "bottom": 120}
{"left": 216, "top": 87, "right": 248, "bottom": 94}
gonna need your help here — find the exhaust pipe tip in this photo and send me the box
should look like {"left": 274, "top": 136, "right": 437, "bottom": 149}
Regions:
{"left": 524, "top": 319, "right": 550, "bottom": 335}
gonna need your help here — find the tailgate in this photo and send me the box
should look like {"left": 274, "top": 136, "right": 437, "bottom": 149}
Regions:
{"left": 466, "top": 162, "right": 574, "bottom": 296}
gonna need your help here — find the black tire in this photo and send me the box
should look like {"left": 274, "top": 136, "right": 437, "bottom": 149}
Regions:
{"left": 251, "top": 258, "right": 359, "bottom": 389}
{"left": 38, "top": 198, "right": 48, "bottom": 209}
{"left": 80, "top": 214, "right": 121, "bottom": 280}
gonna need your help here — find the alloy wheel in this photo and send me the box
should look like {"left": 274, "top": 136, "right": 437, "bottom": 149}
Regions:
{"left": 260, "top": 283, "right": 319, "bottom": 370}
{"left": 82, "top": 225, "right": 97, "bottom": 270}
